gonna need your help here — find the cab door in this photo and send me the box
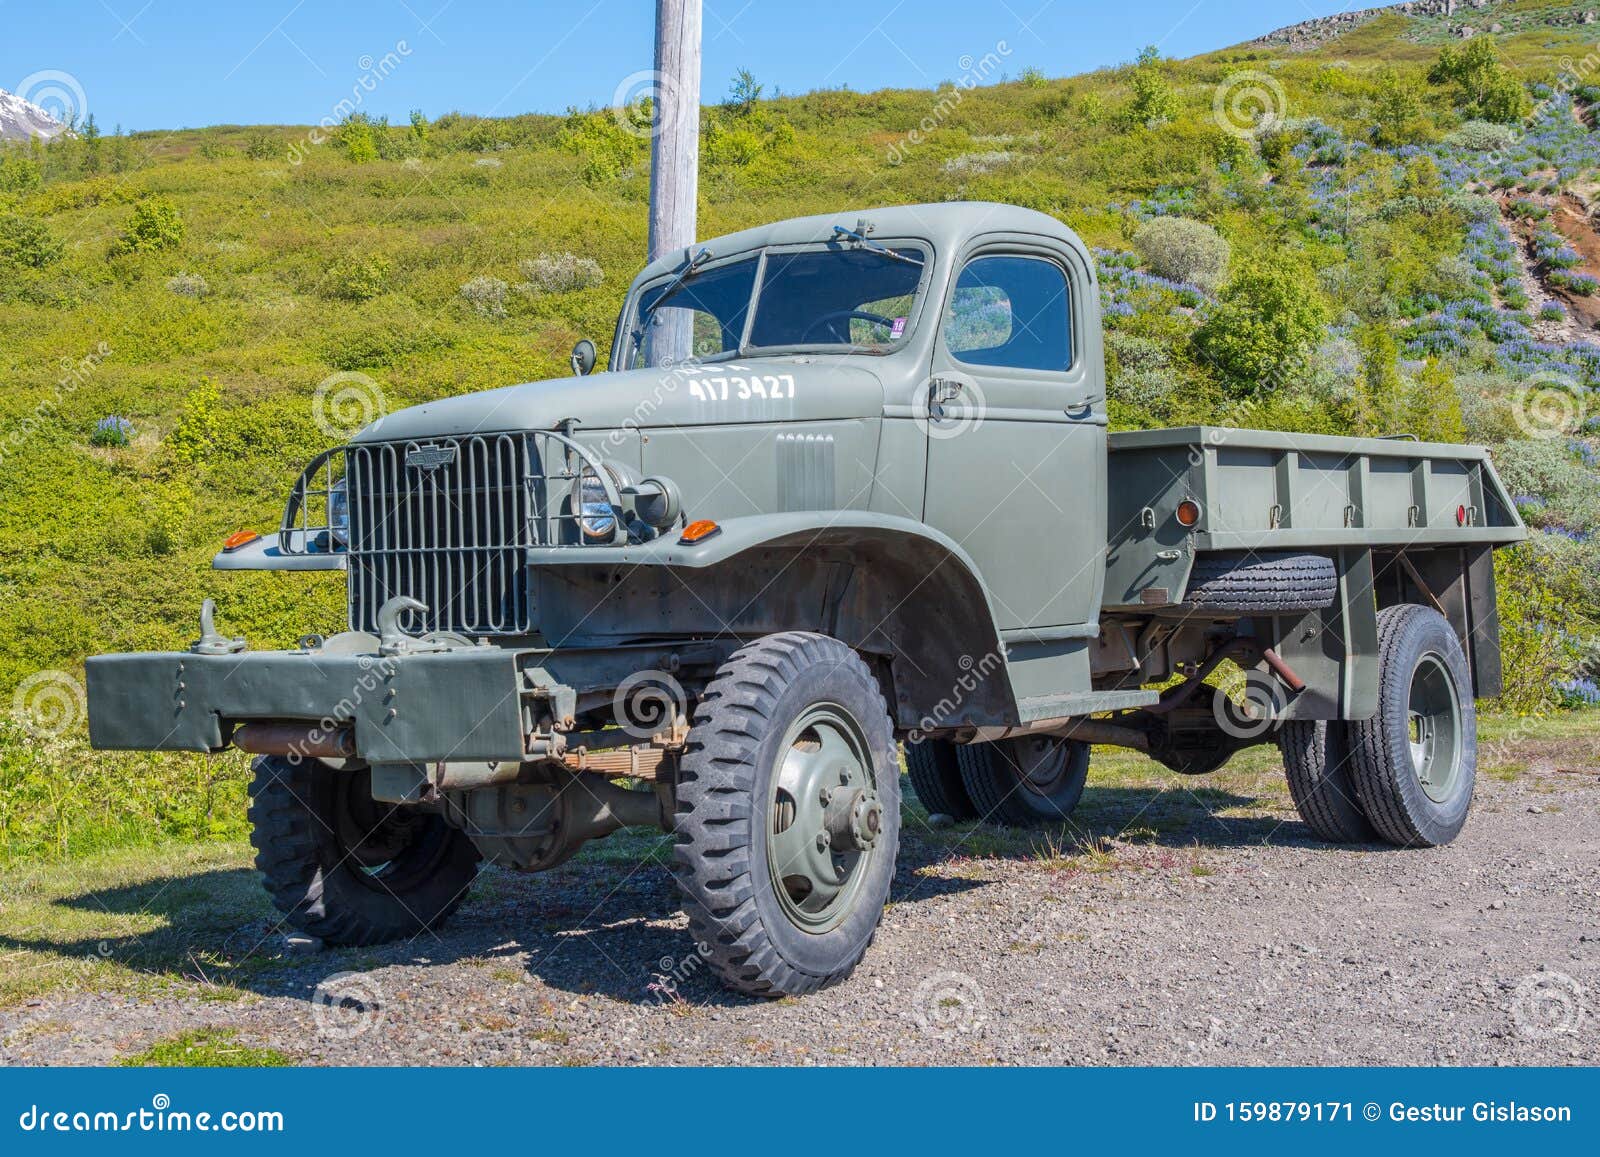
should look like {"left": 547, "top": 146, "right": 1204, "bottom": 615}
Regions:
{"left": 921, "top": 240, "right": 1106, "bottom": 632}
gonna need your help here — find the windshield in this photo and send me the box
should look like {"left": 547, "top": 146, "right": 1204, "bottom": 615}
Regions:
{"left": 628, "top": 243, "right": 927, "bottom": 368}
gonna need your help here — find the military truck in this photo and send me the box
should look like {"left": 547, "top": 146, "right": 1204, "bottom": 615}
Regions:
{"left": 86, "top": 203, "right": 1525, "bottom": 997}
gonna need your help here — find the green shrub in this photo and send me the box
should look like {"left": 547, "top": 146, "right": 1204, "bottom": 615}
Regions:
{"left": 1427, "top": 37, "right": 1530, "bottom": 124}
{"left": 322, "top": 253, "right": 391, "bottom": 301}
{"left": 1193, "top": 256, "right": 1329, "bottom": 389}
{"left": 0, "top": 214, "right": 64, "bottom": 267}
{"left": 1128, "top": 47, "right": 1177, "bottom": 128}
{"left": 110, "top": 199, "right": 183, "bottom": 256}
{"left": 1132, "top": 216, "right": 1230, "bottom": 291}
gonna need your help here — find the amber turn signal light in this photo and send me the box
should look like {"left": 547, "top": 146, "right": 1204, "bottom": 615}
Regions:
{"left": 222, "top": 529, "right": 261, "bottom": 551}
{"left": 1175, "top": 499, "right": 1202, "bottom": 528}
{"left": 679, "top": 519, "right": 721, "bottom": 544}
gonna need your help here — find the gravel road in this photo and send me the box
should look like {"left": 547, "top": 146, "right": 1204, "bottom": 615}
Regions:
{"left": 3, "top": 745, "right": 1596, "bottom": 1067}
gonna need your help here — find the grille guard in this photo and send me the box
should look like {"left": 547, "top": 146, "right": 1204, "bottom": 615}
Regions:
{"left": 277, "top": 429, "right": 629, "bottom": 637}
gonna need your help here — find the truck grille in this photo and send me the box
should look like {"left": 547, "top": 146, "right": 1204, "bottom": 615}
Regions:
{"left": 345, "top": 435, "right": 536, "bottom": 636}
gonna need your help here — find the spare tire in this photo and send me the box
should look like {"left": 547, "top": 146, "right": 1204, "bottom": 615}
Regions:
{"left": 1181, "top": 552, "right": 1337, "bottom": 615}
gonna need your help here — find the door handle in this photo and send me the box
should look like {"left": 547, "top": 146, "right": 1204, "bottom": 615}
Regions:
{"left": 928, "top": 377, "right": 962, "bottom": 419}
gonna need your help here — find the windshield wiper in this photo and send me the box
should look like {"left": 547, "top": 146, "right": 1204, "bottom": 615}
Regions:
{"left": 634, "top": 246, "right": 714, "bottom": 345}
{"left": 831, "top": 225, "right": 924, "bottom": 267}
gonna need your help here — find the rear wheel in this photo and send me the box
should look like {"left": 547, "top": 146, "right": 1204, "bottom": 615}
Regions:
{"left": 248, "top": 756, "right": 480, "bottom": 945}
{"left": 1347, "top": 605, "right": 1477, "bottom": 848}
{"left": 958, "top": 735, "right": 1089, "bottom": 826}
{"left": 1279, "top": 720, "right": 1375, "bottom": 843}
{"left": 904, "top": 738, "right": 976, "bottom": 819}
{"left": 673, "top": 633, "right": 900, "bottom": 997}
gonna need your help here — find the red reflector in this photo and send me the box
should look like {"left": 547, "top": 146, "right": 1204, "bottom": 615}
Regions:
{"left": 680, "top": 519, "right": 721, "bottom": 544}
{"left": 1455, "top": 505, "right": 1468, "bottom": 526}
{"left": 1176, "top": 499, "right": 1202, "bottom": 528}
{"left": 223, "top": 530, "right": 261, "bottom": 551}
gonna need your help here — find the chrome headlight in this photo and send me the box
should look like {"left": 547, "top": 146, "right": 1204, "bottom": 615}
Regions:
{"left": 577, "top": 465, "right": 621, "bottom": 541}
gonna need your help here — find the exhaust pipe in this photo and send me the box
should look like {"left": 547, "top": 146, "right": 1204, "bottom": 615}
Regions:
{"left": 232, "top": 722, "right": 355, "bottom": 760}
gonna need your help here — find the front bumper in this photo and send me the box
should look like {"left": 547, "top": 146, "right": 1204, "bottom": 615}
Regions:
{"left": 86, "top": 646, "right": 527, "bottom": 764}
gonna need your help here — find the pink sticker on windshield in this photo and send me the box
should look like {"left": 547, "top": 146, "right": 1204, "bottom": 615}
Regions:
{"left": 890, "top": 317, "right": 907, "bottom": 338}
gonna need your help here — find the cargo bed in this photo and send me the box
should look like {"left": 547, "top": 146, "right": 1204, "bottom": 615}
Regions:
{"left": 1103, "top": 427, "right": 1526, "bottom": 611}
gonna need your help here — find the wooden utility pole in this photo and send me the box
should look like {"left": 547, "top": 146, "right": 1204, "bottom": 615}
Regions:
{"left": 647, "top": 0, "right": 702, "bottom": 365}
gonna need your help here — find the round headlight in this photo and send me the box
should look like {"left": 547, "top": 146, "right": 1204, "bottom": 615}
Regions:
{"left": 577, "top": 465, "right": 622, "bottom": 540}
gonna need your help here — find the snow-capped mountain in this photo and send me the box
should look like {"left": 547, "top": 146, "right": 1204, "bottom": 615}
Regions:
{"left": 0, "top": 88, "right": 68, "bottom": 141}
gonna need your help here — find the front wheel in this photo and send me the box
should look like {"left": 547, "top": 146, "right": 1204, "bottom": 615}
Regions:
{"left": 673, "top": 633, "right": 901, "bottom": 997}
{"left": 248, "top": 756, "right": 481, "bottom": 945}
{"left": 1347, "top": 605, "right": 1477, "bottom": 848}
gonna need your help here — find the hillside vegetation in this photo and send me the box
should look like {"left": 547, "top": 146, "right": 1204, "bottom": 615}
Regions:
{"left": 1, "top": 0, "right": 1597, "bottom": 862}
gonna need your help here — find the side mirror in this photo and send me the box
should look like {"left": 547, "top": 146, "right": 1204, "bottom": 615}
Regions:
{"left": 570, "top": 339, "right": 597, "bottom": 377}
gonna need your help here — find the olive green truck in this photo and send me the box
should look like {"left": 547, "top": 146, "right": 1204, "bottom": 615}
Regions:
{"left": 86, "top": 203, "right": 1525, "bottom": 997}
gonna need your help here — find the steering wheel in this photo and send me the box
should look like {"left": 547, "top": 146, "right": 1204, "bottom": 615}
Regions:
{"left": 801, "top": 309, "right": 896, "bottom": 342}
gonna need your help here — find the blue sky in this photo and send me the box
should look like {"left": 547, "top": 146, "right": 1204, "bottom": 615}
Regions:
{"left": 1, "top": 0, "right": 1362, "bottom": 132}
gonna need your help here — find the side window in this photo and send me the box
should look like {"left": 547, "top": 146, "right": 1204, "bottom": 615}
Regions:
{"left": 943, "top": 255, "right": 1073, "bottom": 372}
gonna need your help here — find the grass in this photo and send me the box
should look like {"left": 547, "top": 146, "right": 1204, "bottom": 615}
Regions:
{"left": 120, "top": 1027, "right": 290, "bottom": 1067}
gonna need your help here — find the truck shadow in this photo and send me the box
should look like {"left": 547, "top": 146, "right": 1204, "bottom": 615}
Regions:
{"left": 10, "top": 780, "right": 1364, "bottom": 1010}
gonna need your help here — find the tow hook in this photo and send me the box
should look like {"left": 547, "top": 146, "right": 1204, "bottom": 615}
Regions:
{"left": 190, "top": 598, "right": 246, "bottom": 656}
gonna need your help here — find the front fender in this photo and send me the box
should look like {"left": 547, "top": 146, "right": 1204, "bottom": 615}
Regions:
{"left": 528, "top": 513, "right": 1013, "bottom": 728}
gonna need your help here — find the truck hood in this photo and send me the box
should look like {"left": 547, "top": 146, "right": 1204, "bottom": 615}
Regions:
{"left": 351, "top": 356, "right": 886, "bottom": 443}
